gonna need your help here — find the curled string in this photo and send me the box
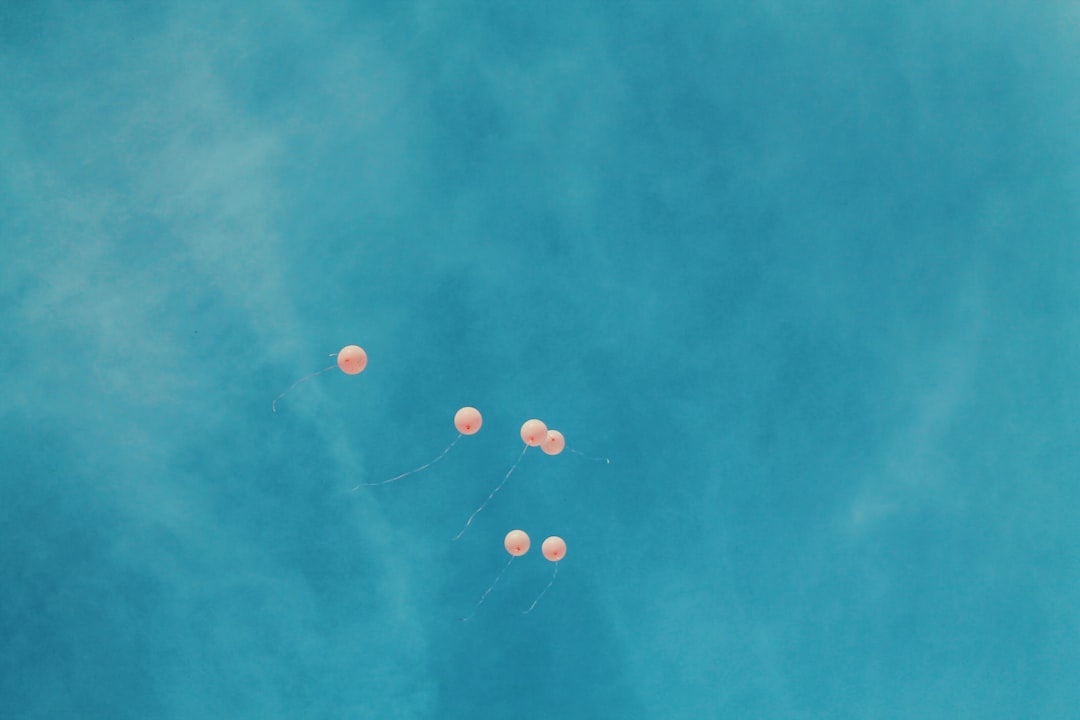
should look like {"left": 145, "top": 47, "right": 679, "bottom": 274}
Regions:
{"left": 272, "top": 357, "right": 337, "bottom": 413}
{"left": 352, "top": 434, "right": 463, "bottom": 490}
{"left": 459, "top": 556, "right": 514, "bottom": 622}
{"left": 453, "top": 445, "right": 529, "bottom": 541}
{"left": 522, "top": 562, "right": 559, "bottom": 614}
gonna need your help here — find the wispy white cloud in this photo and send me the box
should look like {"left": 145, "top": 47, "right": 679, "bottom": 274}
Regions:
{"left": 844, "top": 268, "right": 987, "bottom": 533}
{"left": 1, "top": 3, "right": 439, "bottom": 715}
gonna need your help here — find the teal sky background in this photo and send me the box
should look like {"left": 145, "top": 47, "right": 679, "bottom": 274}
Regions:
{"left": 2, "top": 2, "right": 1079, "bottom": 718}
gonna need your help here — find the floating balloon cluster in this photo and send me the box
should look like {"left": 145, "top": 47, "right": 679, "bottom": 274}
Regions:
{"left": 274, "top": 345, "right": 592, "bottom": 616}
{"left": 460, "top": 531, "right": 566, "bottom": 621}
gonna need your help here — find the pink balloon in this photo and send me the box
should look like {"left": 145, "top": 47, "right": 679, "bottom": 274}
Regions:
{"left": 504, "top": 529, "right": 531, "bottom": 557}
{"left": 337, "top": 345, "right": 368, "bottom": 375}
{"left": 541, "top": 536, "right": 566, "bottom": 562}
{"left": 541, "top": 430, "right": 565, "bottom": 456}
{"left": 520, "top": 419, "right": 549, "bottom": 447}
{"left": 273, "top": 344, "right": 367, "bottom": 412}
{"left": 454, "top": 406, "right": 482, "bottom": 435}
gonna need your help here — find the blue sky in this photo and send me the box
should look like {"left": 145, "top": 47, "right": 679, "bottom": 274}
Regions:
{"left": 2, "top": 2, "right": 1079, "bottom": 718}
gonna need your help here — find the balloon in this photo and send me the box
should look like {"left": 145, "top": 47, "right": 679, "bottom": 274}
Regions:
{"left": 541, "top": 536, "right": 566, "bottom": 561}
{"left": 273, "top": 344, "right": 366, "bottom": 413}
{"left": 520, "top": 419, "right": 548, "bottom": 447}
{"left": 454, "top": 406, "right": 482, "bottom": 435}
{"left": 354, "top": 406, "right": 480, "bottom": 488}
{"left": 524, "top": 536, "right": 566, "bottom": 614}
{"left": 336, "top": 345, "right": 368, "bottom": 374}
{"left": 504, "top": 529, "right": 531, "bottom": 556}
{"left": 541, "top": 430, "right": 565, "bottom": 456}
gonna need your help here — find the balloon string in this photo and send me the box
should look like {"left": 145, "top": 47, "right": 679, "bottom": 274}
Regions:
{"left": 569, "top": 448, "right": 611, "bottom": 464}
{"left": 272, "top": 363, "right": 337, "bottom": 413}
{"left": 459, "top": 556, "right": 514, "bottom": 622}
{"left": 352, "top": 434, "right": 463, "bottom": 489}
{"left": 453, "top": 445, "right": 529, "bottom": 541}
{"left": 522, "top": 562, "right": 559, "bottom": 614}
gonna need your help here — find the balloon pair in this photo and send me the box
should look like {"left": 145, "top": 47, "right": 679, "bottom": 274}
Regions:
{"left": 504, "top": 530, "right": 566, "bottom": 561}
{"left": 461, "top": 530, "right": 566, "bottom": 620}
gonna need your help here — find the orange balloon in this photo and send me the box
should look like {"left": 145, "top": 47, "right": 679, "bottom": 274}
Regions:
{"left": 541, "top": 430, "right": 565, "bottom": 456}
{"left": 541, "top": 536, "right": 566, "bottom": 562}
{"left": 504, "top": 529, "right": 531, "bottom": 557}
{"left": 336, "top": 345, "right": 368, "bottom": 375}
{"left": 520, "top": 419, "right": 548, "bottom": 447}
{"left": 454, "top": 406, "right": 482, "bottom": 435}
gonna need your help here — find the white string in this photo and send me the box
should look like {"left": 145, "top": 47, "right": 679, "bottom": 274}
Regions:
{"left": 459, "top": 556, "right": 514, "bottom": 622}
{"left": 569, "top": 448, "right": 611, "bottom": 464}
{"left": 452, "top": 445, "right": 529, "bottom": 541}
{"left": 271, "top": 354, "right": 337, "bottom": 413}
{"left": 352, "top": 434, "right": 463, "bottom": 489}
{"left": 522, "top": 562, "right": 559, "bottom": 614}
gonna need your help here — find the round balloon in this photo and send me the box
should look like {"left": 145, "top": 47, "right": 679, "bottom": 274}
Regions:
{"left": 541, "top": 430, "right": 565, "bottom": 456}
{"left": 541, "top": 536, "right": 566, "bottom": 562}
{"left": 520, "top": 419, "right": 549, "bottom": 447}
{"left": 504, "top": 529, "right": 531, "bottom": 557}
{"left": 454, "top": 406, "right": 482, "bottom": 435}
{"left": 337, "top": 345, "right": 368, "bottom": 375}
